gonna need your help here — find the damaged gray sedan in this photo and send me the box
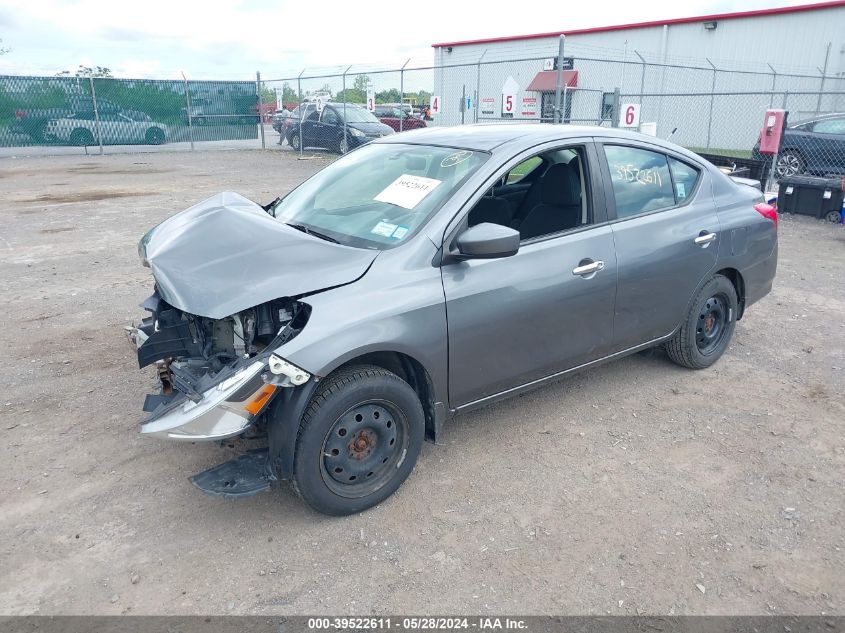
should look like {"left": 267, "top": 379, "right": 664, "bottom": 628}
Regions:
{"left": 132, "top": 124, "right": 778, "bottom": 515}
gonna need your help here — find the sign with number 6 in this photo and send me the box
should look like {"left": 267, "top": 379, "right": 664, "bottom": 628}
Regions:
{"left": 619, "top": 103, "right": 640, "bottom": 128}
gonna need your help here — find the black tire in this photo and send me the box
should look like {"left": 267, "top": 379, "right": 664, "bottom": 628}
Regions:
{"left": 292, "top": 365, "right": 424, "bottom": 516}
{"left": 824, "top": 209, "right": 841, "bottom": 223}
{"left": 290, "top": 132, "right": 301, "bottom": 151}
{"left": 665, "top": 274, "right": 738, "bottom": 370}
{"left": 69, "top": 128, "right": 95, "bottom": 147}
{"left": 338, "top": 135, "right": 349, "bottom": 155}
{"left": 145, "top": 127, "right": 165, "bottom": 145}
{"left": 776, "top": 150, "right": 804, "bottom": 177}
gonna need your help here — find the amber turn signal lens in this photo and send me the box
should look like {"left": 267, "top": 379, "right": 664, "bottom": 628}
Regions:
{"left": 243, "top": 384, "right": 277, "bottom": 415}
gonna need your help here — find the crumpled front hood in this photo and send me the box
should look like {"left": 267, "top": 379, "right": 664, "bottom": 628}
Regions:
{"left": 140, "top": 191, "right": 377, "bottom": 319}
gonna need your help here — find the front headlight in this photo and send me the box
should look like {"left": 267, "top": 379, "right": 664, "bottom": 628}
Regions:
{"left": 141, "top": 360, "right": 269, "bottom": 440}
{"left": 349, "top": 127, "right": 365, "bottom": 137}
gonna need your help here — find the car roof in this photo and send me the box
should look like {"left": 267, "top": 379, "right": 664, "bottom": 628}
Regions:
{"left": 791, "top": 112, "right": 845, "bottom": 127}
{"left": 374, "top": 123, "right": 704, "bottom": 158}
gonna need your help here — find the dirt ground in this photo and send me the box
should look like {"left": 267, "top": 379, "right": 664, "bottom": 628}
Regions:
{"left": 0, "top": 150, "right": 843, "bottom": 616}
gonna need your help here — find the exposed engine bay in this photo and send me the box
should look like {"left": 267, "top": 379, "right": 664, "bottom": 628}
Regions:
{"left": 132, "top": 290, "right": 310, "bottom": 417}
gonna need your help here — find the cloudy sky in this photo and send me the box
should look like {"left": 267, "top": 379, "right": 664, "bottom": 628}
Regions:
{"left": 0, "top": 0, "right": 814, "bottom": 79}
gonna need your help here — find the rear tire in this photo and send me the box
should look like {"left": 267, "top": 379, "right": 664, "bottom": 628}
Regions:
{"left": 824, "top": 210, "right": 841, "bottom": 223}
{"left": 69, "top": 128, "right": 95, "bottom": 146}
{"left": 145, "top": 127, "right": 165, "bottom": 145}
{"left": 292, "top": 365, "right": 424, "bottom": 516}
{"left": 666, "top": 274, "right": 738, "bottom": 370}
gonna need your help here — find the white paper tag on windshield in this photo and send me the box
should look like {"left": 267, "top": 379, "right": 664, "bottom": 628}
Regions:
{"left": 375, "top": 174, "right": 442, "bottom": 210}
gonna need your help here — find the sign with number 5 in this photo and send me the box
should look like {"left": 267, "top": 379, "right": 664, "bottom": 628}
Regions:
{"left": 619, "top": 103, "right": 641, "bottom": 128}
{"left": 502, "top": 94, "right": 514, "bottom": 114}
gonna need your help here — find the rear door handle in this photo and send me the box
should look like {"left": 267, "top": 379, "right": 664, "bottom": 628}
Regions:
{"left": 694, "top": 231, "right": 717, "bottom": 246}
{"left": 572, "top": 260, "right": 605, "bottom": 276}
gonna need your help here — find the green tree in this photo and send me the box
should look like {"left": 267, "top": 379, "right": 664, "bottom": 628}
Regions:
{"left": 375, "top": 88, "right": 401, "bottom": 104}
{"left": 281, "top": 82, "right": 298, "bottom": 105}
{"left": 57, "top": 65, "right": 113, "bottom": 78}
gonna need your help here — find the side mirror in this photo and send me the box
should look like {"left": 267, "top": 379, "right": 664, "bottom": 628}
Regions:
{"left": 455, "top": 223, "right": 520, "bottom": 260}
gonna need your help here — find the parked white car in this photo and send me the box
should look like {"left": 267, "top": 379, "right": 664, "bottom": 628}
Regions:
{"left": 44, "top": 112, "right": 168, "bottom": 146}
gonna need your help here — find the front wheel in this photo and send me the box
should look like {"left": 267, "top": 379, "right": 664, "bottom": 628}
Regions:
{"left": 289, "top": 132, "right": 301, "bottom": 151}
{"left": 338, "top": 135, "right": 349, "bottom": 155}
{"left": 292, "top": 365, "right": 424, "bottom": 516}
{"left": 776, "top": 150, "right": 804, "bottom": 177}
{"left": 665, "top": 274, "right": 738, "bottom": 370}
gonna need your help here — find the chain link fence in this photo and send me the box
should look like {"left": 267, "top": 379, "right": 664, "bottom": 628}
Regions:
{"left": 3, "top": 51, "right": 845, "bottom": 189}
{"left": 1, "top": 74, "right": 261, "bottom": 154}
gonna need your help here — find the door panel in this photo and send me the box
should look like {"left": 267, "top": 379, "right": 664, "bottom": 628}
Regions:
{"left": 598, "top": 142, "right": 720, "bottom": 351}
{"left": 442, "top": 226, "right": 617, "bottom": 407}
{"left": 609, "top": 203, "right": 719, "bottom": 350}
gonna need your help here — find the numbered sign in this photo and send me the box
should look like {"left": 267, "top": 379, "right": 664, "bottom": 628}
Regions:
{"left": 619, "top": 103, "right": 640, "bottom": 128}
{"left": 366, "top": 88, "right": 375, "bottom": 112}
{"left": 502, "top": 93, "right": 515, "bottom": 115}
{"left": 315, "top": 96, "right": 325, "bottom": 113}
{"left": 431, "top": 95, "right": 441, "bottom": 114}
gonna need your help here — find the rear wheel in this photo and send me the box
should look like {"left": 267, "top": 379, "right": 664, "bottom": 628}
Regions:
{"left": 145, "top": 127, "right": 165, "bottom": 145}
{"left": 69, "top": 128, "right": 95, "bottom": 146}
{"left": 666, "top": 274, "right": 738, "bottom": 370}
{"left": 292, "top": 365, "right": 424, "bottom": 516}
{"left": 824, "top": 209, "right": 841, "bottom": 223}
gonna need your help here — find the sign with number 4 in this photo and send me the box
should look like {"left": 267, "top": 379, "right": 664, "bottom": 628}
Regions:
{"left": 431, "top": 96, "right": 441, "bottom": 115}
{"left": 619, "top": 103, "right": 640, "bottom": 128}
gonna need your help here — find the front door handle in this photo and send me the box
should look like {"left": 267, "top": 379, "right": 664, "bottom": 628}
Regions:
{"left": 694, "top": 231, "right": 717, "bottom": 246}
{"left": 572, "top": 260, "right": 605, "bottom": 276}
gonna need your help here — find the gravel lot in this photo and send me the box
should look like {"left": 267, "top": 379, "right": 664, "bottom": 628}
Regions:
{"left": 1, "top": 150, "right": 843, "bottom": 616}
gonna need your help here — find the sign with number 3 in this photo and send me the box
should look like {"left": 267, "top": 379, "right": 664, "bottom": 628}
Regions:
{"left": 619, "top": 103, "right": 641, "bottom": 128}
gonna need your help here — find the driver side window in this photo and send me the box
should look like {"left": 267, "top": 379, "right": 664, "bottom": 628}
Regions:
{"left": 321, "top": 108, "right": 339, "bottom": 125}
{"left": 467, "top": 146, "right": 590, "bottom": 242}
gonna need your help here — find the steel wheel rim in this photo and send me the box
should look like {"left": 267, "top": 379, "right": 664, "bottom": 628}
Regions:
{"left": 696, "top": 294, "right": 729, "bottom": 355}
{"left": 339, "top": 137, "right": 349, "bottom": 154}
{"left": 776, "top": 153, "right": 800, "bottom": 177}
{"left": 319, "top": 399, "right": 408, "bottom": 499}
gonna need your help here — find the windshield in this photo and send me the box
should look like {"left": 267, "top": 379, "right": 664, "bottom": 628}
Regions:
{"left": 338, "top": 106, "right": 379, "bottom": 123}
{"left": 272, "top": 143, "right": 488, "bottom": 249}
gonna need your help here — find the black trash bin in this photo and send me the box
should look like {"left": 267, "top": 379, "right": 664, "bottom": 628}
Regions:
{"left": 778, "top": 175, "right": 845, "bottom": 222}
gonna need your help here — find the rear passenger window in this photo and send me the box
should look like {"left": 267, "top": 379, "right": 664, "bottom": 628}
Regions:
{"left": 668, "top": 157, "right": 700, "bottom": 201}
{"left": 604, "top": 145, "right": 674, "bottom": 218}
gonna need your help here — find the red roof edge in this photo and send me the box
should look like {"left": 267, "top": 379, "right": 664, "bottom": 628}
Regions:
{"left": 431, "top": 1, "right": 845, "bottom": 48}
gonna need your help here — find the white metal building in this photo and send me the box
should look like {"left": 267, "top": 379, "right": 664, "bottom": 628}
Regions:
{"left": 431, "top": 0, "right": 845, "bottom": 144}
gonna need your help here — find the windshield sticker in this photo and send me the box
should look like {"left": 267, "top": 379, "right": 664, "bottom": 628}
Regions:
{"left": 392, "top": 226, "right": 410, "bottom": 239}
{"left": 440, "top": 150, "right": 473, "bottom": 167}
{"left": 676, "top": 182, "right": 686, "bottom": 198}
{"left": 371, "top": 221, "right": 399, "bottom": 237}
{"left": 375, "top": 174, "right": 442, "bottom": 210}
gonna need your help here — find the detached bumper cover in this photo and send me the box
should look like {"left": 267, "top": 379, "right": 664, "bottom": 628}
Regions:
{"left": 140, "top": 361, "right": 265, "bottom": 441}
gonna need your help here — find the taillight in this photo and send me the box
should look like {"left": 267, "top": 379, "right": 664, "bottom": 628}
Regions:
{"left": 754, "top": 202, "right": 778, "bottom": 229}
